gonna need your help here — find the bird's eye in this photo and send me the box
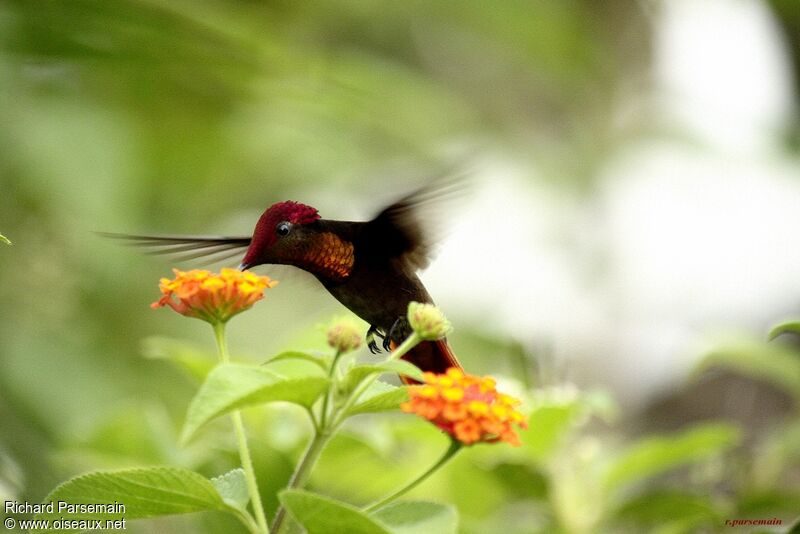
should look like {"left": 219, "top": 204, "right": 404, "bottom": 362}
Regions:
{"left": 276, "top": 221, "right": 291, "bottom": 237}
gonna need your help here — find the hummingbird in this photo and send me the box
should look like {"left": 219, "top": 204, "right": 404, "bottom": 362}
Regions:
{"left": 106, "top": 182, "right": 463, "bottom": 379}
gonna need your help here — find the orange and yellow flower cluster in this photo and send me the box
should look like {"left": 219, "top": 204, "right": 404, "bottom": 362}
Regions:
{"left": 401, "top": 368, "right": 527, "bottom": 446}
{"left": 152, "top": 268, "right": 276, "bottom": 324}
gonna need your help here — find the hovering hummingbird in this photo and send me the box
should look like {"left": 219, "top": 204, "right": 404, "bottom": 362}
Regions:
{"left": 106, "top": 182, "right": 463, "bottom": 378}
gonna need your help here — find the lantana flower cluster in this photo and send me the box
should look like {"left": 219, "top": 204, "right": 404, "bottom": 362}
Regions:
{"left": 402, "top": 367, "right": 527, "bottom": 446}
{"left": 326, "top": 318, "right": 362, "bottom": 353}
{"left": 407, "top": 302, "right": 452, "bottom": 340}
{"left": 151, "top": 268, "right": 276, "bottom": 324}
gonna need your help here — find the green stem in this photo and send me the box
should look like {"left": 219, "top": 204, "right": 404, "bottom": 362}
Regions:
{"left": 304, "top": 406, "right": 320, "bottom": 434}
{"left": 387, "top": 332, "right": 422, "bottom": 362}
{"left": 319, "top": 350, "right": 342, "bottom": 428}
{"left": 213, "top": 322, "right": 270, "bottom": 534}
{"left": 271, "top": 333, "right": 422, "bottom": 532}
{"left": 272, "top": 332, "right": 424, "bottom": 532}
{"left": 234, "top": 509, "right": 263, "bottom": 534}
{"left": 212, "top": 322, "right": 230, "bottom": 363}
{"left": 365, "top": 439, "right": 462, "bottom": 512}
{"left": 271, "top": 430, "right": 332, "bottom": 534}
{"left": 331, "top": 332, "right": 421, "bottom": 430}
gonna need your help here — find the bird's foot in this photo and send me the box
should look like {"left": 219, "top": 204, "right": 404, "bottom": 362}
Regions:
{"left": 366, "top": 325, "right": 384, "bottom": 354}
{"left": 383, "top": 316, "right": 411, "bottom": 352}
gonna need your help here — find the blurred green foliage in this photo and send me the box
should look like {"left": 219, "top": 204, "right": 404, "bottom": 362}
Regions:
{"left": 1, "top": 1, "right": 800, "bottom": 533}
{"left": 11, "top": 324, "right": 800, "bottom": 533}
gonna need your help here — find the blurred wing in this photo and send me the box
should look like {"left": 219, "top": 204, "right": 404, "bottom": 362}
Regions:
{"left": 98, "top": 232, "right": 251, "bottom": 264}
{"left": 363, "top": 171, "right": 469, "bottom": 270}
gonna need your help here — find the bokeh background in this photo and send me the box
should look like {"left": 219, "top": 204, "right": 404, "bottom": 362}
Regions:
{"left": 2, "top": 1, "right": 800, "bottom": 532}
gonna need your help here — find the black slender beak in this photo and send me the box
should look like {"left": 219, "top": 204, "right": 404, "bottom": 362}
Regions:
{"left": 237, "top": 262, "right": 250, "bottom": 271}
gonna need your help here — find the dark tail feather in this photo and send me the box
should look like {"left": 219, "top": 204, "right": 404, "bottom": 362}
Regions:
{"left": 97, "top": 232, "right": 251, "bottom": 264}
{"left": 395, "top": 339, "right": 462, "bottom": 385}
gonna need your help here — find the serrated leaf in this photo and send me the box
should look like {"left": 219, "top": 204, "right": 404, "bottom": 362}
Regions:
{"left": 33, "top": 467, "right": 232, "bottom": 530}
{"left": 769, "top": 320, "right": 800, "bottom": 341}
{"left": 141, "top": 336, "right": 216, "bottom": 381}
{"left": 372, "top": 501, "right": 458, "bottom": 534}
{"left": 343, "top": 361, "right": 424, "bottom": 393}
{"left": 603, "top": 423, "right": 740, "bottom": 492}
{"left": 181, "top": 364, "right": 329, "bottom": 444}
{"left": 347, "top": 381, "right": 409, "bottom": 416}
{"left": 280, "top": 490, "right": 391, "bottom": 534}
{"left": 263, "top": 350, "right": 330, "bottom": 372}
{"left": 695, "top": 337, "right": 800, "bottom": 400}
{"left": 210, "top": 468, "right": 249, "bottom": 511}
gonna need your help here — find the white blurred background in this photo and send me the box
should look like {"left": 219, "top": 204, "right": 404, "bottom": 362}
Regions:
{"left": 426, "top": 0, "right": 800, "bottom": 405}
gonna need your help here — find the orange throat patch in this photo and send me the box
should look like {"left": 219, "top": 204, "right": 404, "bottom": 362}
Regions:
{"left": 300, "top": 232, "right": 355, "bottom": 281}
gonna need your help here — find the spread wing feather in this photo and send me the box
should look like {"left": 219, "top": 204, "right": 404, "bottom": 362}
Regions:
{"left": 362, "top": 172, "right": 468, "bottom": 271}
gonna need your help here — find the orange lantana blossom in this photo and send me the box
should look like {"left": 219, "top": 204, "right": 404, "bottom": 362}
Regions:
{"left": 152, "top": 268, "right": 276, "bottom": 324}
{"left": 401, "top": 368, "right": 527, "bottom": 446}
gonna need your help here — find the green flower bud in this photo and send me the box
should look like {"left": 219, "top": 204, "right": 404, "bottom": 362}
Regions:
{"left": 407, "top": 302, "right": 452, "bottom": 341}
{"left": 326, "top": 318, "right": 362, "bottom": 353}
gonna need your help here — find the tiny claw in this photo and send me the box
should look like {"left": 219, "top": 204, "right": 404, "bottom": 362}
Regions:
{"left": 366, "top": 325, "right": 383, "bottom": 354}
{"left": 384, "top": 317, "right": 405, "bottom": 351}
{"left": 368, "top": 340, "right": 381, "bottom": 354}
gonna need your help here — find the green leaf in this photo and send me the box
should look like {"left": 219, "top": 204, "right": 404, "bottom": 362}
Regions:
{"left": 737, "top": 490, "right": 800, "bottom": 516}
{"left": 491, "top": 463, "right": 548, "bottom": 500}
{"left": 279, "top": 490, "right": 391, "bottom": 534}
{"left": 343, "top": 361, "right": 424, "bottom": 393}
{"left": 263, "top": 350, "right": 330, "bottom": 372}
{"left": 0, "top": 233, "right": 10, "bottom": 245}
{"left": 34, "top": 467, "right": 233, "bottom": 529}
{"left": 516, "top": 388, "right": 618, "bottom": 463}
{"left": 603, "top": 423, "right": 740, "bottom": 492}
{"left": 695, "top": 337, "right": 800, "bottom": 400}
{"left": 181, "top": 364, "right": 329, "bottom": 444}
{"left": 141, "top": 336, "right": 216, "bottom": 381}
{"left": 520, "top": 402, "right": 582, "bottom": 463}
{"left": 613, "top": 490, "right": 719, "bottom": 527}
{"left": 372, "top": 501, "right": 458, "bottom": 534}
{"left": 768, "top": 320, "right": 800, "bottom": 341}
{"left": 210, "top": 468, "right": 249, "bottom": 511}
{"left": 347, "top": 381, "right": 409, "bottom": 416}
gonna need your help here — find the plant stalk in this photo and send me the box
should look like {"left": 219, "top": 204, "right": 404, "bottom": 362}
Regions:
{"left": 271, "top": 430, "right": 332, "bottom": 533}
{"left": 332, "top": 332, "right": 421, "bottom": 429}
{"left": 235, "top": 509, "right": 264, "bottom": 534}
{"left": 319, "top": 350, "right": 342, "bottom": 428}
{"left": 365, "top": 439, "right": 462, "bottom": 512}
{"left": 213, "top": 322, "right": 270, "bottom": 534}
{"left": 272, "top": 331, "right": 424, "bottom": 532}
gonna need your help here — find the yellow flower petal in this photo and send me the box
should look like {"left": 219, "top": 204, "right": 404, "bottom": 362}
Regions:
{"left": 404, "top": 367, "right": 527, "bottom": 446}
{"left": 441, "top": 387, "right": 464, "bottom": 402}
{"left": 152, "top": 268, "right": 276, "bottom": 324}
